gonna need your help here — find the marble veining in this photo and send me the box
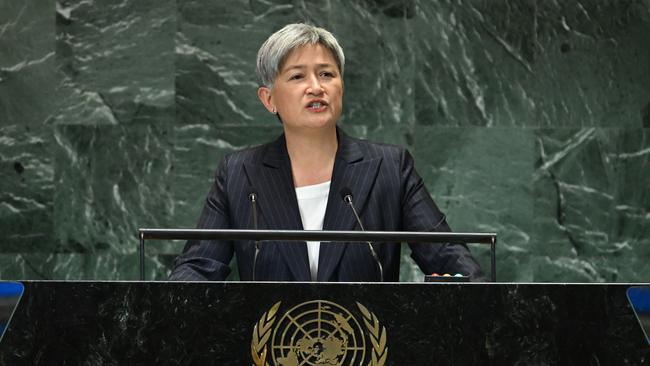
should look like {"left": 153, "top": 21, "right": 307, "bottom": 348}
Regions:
{"left": 0, "top": 0, "right": 648, "bottom": 282}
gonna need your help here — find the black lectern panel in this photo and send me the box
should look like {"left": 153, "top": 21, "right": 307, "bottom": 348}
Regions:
{"left": 0, "top": 282, "right": 648, "bottom": 365}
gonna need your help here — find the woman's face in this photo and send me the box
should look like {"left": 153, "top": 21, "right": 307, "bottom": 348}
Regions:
{"left": 258, "top": 44, "right": 343, "bottom": 132}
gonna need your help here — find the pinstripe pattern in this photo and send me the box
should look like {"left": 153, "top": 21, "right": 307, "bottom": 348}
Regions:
{"left": 169, "top": 128, "right": 485, "bottom": 282}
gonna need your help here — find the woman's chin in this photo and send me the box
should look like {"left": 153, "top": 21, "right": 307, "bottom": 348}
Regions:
{"left": 286, "top": 119, "right": 337, "bottom": 131}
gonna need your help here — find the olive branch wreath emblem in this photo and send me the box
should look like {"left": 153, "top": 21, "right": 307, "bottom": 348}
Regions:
{"left": 251, "top": 301, "right": 281, "bottom": 366}
{"left": 356, "top": 302, "right": 388, "bottom": 366}
{"left": 251, "top": 301, "right": 388, "bottom": 366}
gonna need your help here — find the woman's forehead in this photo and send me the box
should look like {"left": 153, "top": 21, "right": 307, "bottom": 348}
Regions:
{"left": 278, "top": 44, "right": 338, "bottom": 73}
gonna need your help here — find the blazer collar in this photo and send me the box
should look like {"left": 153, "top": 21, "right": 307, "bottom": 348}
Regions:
{"left": 318, "top": 129, "right": 382, "bottom": 281}
{"left": 244, "top": 135, "right": 308, "bottom": 280}
{"left": 261, "top": 127, "right": 364, "bottom": 168}
{"left": 245, "top": 127, "right": 382, "bottom": 281}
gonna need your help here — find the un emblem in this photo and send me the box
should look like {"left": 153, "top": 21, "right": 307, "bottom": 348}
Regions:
{"left": 251, "top": 300, "right": 388, "bottom": 366}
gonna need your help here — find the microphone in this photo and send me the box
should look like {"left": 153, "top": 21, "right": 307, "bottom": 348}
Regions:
{"left": 249, "top": 191, "right": 261, "bottom": 281}
{"left": 339, "top": 188, "right": 383, "bottom": 281}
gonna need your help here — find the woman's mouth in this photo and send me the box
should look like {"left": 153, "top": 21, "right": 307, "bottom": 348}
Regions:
{"left": 307, "top": 101, "right": 327, "bottom": 112}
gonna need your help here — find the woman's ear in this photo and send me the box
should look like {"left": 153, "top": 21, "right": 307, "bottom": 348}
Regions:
{"left": 257, "top": 87, "right": 275, "bottom": 114}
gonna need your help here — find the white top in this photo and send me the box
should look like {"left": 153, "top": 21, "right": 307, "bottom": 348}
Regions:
{"left": 295, "top": 180, "right": 331, "bottom": 281}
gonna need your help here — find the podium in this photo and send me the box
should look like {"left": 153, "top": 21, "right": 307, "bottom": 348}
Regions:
{"left": 0, "top": 282, "right": 648, "bottom": 365}
{"left": 137, "top": 229, "right": 499, "bottom": 281}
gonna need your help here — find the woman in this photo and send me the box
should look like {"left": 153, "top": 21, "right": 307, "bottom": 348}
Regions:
{"left": 169, "top": 23, "right": 484, "bottom": 282}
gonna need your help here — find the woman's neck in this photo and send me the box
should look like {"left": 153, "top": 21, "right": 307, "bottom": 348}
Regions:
{"left": 284, "top": 126, "right": 338, "bottom": 188}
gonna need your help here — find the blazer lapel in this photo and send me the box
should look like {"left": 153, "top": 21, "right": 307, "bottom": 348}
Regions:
{"left": 317, "top": 130, "right": 383, "bottom": 281}
{"left": 243, "top": 135, "right": 311, "bottom": 281}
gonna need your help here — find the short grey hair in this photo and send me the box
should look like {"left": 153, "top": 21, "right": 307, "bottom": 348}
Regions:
{"left": 256, "top": 23, "right": 345, "bottom": 88}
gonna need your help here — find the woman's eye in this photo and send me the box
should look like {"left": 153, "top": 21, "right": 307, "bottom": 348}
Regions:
{"left": 289, "top": 74, "right": 303, "bottom": 80}
{"left": 320, "top": 71, "right": 334, "bottom": 78}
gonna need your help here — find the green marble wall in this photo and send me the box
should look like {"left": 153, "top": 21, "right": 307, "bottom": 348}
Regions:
{"left": 1, "top": 0, "right": 648, "bottom": 282}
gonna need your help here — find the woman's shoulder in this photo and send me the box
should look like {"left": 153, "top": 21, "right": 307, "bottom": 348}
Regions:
{"left": 345, "top": 134, "right": 408, "bottom": 159}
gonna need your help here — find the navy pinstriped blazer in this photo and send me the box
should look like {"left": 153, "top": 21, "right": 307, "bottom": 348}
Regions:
{"left": 169, "top": 128, "right": 484, "bottom": 282}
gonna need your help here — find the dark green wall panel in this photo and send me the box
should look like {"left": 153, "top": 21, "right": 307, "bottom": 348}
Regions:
{"left": 1, "top": 0, "right": 648, "bottom": 281}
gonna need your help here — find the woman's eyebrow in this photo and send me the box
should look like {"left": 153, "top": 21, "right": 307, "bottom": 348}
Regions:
{"left": 282, "top": 63, "right": 336, "bottom": 73}
{"left": 315, "top": 63, "right": 335, "bottom": 68}
{"left": 282, "top": 65, "right": 306, "bottom": 73}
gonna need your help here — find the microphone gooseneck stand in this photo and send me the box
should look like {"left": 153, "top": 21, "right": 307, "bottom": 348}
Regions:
{"left": 249, "top": 192, "right": 260, "bottom": 281}
{"left": 340, "top": 188, "right": 384, "bottom": 282}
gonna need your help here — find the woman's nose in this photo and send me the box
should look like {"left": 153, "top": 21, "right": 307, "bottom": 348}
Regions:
{"left": 306, "top": 75, "right": 324, "bottom": 95}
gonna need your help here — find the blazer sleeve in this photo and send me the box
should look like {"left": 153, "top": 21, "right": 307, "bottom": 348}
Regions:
{"left": 168, "top": 156, "right": 234, "bottom": 281}
{"left": 400, "top": 149, "right": 486, "bottom": 282}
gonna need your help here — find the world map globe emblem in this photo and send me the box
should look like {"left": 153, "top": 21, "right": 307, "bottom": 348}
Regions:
{"left": 251, "top": 300, "right": 388, "bottom": 366}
